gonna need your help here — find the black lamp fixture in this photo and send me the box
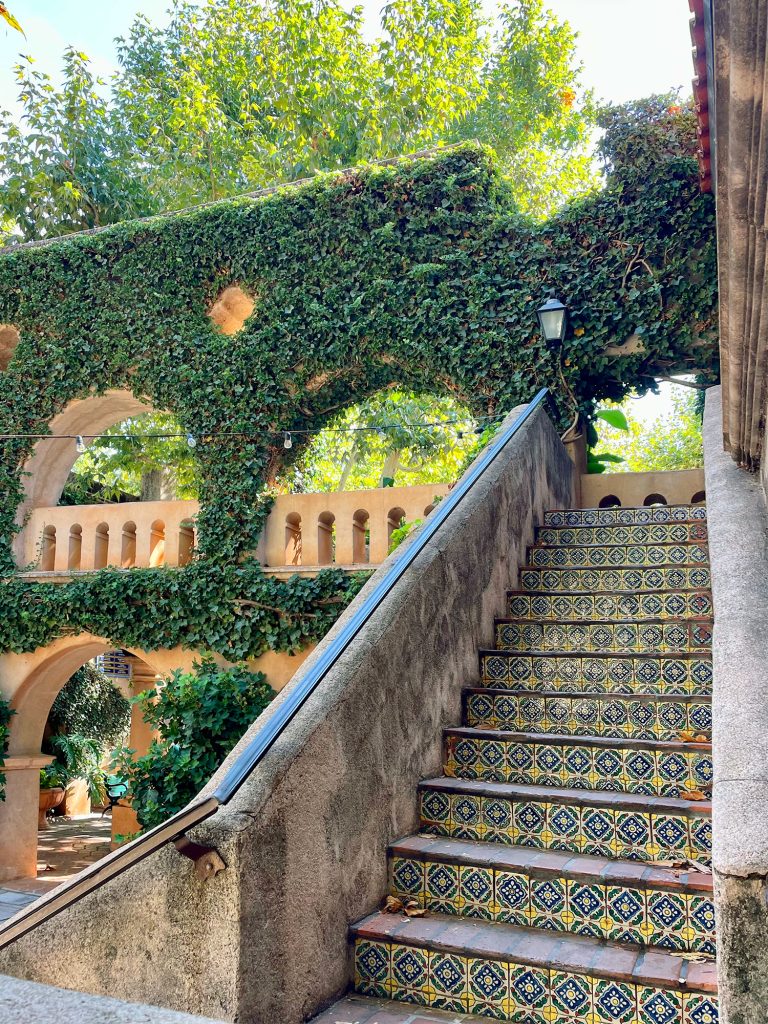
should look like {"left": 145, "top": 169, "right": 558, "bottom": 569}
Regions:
{"left": 536, "top": 294, "right": 568, "bottom": 345}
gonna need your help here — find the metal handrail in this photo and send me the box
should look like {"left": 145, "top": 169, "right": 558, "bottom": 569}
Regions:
{"left": 0, "top": 387, "right": 552, "bottom": 948}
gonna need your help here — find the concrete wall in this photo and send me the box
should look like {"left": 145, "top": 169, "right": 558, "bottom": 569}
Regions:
{"left": 0, "top": 403, "right": 574, "bottom": 1023}
{"left": 703, "top": 386, "right": 768, "bottom": 1023}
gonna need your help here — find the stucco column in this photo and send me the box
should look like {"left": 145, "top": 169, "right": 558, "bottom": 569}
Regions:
{"left": 0, "top": 754, "right": 52, "bottom": 881}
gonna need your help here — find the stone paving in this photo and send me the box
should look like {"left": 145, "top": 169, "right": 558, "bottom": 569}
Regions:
{"left": 0, "top": 813, "right": 112, "bottom": 923}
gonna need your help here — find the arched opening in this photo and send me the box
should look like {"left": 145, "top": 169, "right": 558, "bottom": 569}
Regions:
{"left": 643, "top": 493, "right": 668, "bottom": 506}
{"left": 67, "top": 524, "right": 82, "bottom": 570}
{"left": 149, "top": 520, "right": 166, "bottom": 567}
{"left": 40, "top": 525, "right": 56, "bottom": 572}
{"left": 317, "top": 512, "right": 335, "bottom": 565}
{"left": 387, "top": 506, "right": 406, "bottom": 549}
{"left": 1, "top": 635, "right": 199, "bottom": 886}
{"left": 94, "top": 522, "right": 109, "bottom": 569}
{"left": 691, "top": 490, "right": 706, "bottom": 504}
{"left": 353, "top": 509, "right": 370, "bottom": 564}
{"left": 121, "top": 521, "right": 137, "bottom": 567}
{"left": 178, "top": 519, "right": 196, "bottom": 566}
{"left": 598, "top": 495, "right": 622, "bottom": 508}
{"left": 285, "top": 513, "right": 302, "bottom": 565}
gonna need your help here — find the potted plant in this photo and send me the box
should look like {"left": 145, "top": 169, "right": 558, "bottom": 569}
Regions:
{"left": 40, "top": 735, "right": 107, "bottom": 823}
{"left": 38, "top": 762, "right": 67, "bottom": 828}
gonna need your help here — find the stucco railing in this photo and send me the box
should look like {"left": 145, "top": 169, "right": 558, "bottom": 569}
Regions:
{"left": 579, "top": 467, "right": 706, "bottom": 509}
{"left": 20, "top": 484, "right": 450, "bottom": 572}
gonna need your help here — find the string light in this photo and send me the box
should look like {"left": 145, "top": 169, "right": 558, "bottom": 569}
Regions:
{"left": 0, "top": 412, "right": 505, "bottom": 445}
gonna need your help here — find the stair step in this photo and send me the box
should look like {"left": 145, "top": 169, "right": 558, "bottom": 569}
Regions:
{"left": 479, "top": 650, "right": 713, "bottom": 695}
{"left": 418, "top": 777, "right": 711, "bottom": 862}
{"left": 464, "top": 688, "right": 712, "bottom": 740}
{"left": 519, "top": 564, "right": 711, "bottom": 593}
{"left": 494, "top": 618, "right": 712, "bottom": 654}
{"left": 311, "top": 993, "right": 492, "bottom": 1023}
{"left": 507, "top": 590, "right": 713, "bottom": 621}
{"left": 352, "top": 910, "right": 717, "bottom": 1021}
{"left": 389, "top": 834, "right": 715, "bottom": 954}
{"left": 544, "top": 505, "right": 707, "bottom": 527}
{"left": 536, "top": 522, "right": 708, "bottom": 546}
{"left": 528, "top": 542, "right": 709, "bottom": 569}
{"left": 443, "top": 728, "right": 712, "bottom": 798}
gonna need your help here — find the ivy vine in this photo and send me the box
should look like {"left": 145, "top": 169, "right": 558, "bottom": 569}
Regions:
{"left": 0, "top": 100, "right": 717, "bottom": 661}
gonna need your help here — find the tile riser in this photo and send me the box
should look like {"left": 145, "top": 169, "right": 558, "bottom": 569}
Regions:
{"left": 520, "top": 566, "right": 711, "bottom": 593}
{"left": 544, "top": 506, "right": 707, "bottom": 527}
{"left": 527, "top": 544, "right": 709, "bottom": 568}
{"left": 480, "top": 653, "right": 713, "bottom": 696}
{"left": 354, "top": 935, "right": 717, "bottom": 1023}
{"left": 494, "top": 620, "right": 712, "bottom": 655}
{"left": 419, "top": 790, "right": 711, "bottom": 863}
{"left": 536, "top": 524, "right": 708, "bottom": 546}
{"left": 507, "top": 592, "right": 713, "bottom": 621}
{"left": 390, "top": 855, "right": 716, "bottom": 954}
{"left": 465, "top": 692, "right": 712, "bottom": 741}
{"left": 445, "top": 737, "right": 712, "bottom": 798}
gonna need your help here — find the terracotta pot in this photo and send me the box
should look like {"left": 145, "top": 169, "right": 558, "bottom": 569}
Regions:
{"left": 38, "top": 786, "right": 65, "bottom": 829}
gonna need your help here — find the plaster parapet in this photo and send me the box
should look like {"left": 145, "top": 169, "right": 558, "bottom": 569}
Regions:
{"left": 704, "top": 384, "right": 768, "bottom": 876}
{"left": 0, "top": 401, "right": 574, "bottom": 1023}
{"left": 0, "top": 975, "right": 227, "bottom": 1024}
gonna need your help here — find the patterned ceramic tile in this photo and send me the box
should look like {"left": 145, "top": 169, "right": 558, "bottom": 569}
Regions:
{"left": 424, "top": 860, "right": 459, "bottom": 914}
{"left": 550, "top": 971, "right": 593, "bottom": 1022}
{"left": 391, "top": 857, "right": 424, "bottom": 899}
{"left": 683, "top": 993, "right": 719, "bottom": 1024}
{"left": 536, "top": 522, "right": 707, "bottom": 546}
{"left": 506, "top": 590, "right": 714, "bottom": 622}
{"left": 519, "top": 565, "right": 711, "bottom": 594}
{"left": 427, "top": 950, "right": 466, "bottom": 1014}
{"left": 544, "top": 505, "right": 706, "bottom": 527}
{"left": 638, "top": 986, "right": 684, "bottom": 1024}
{"left": 495, "top": 620, "right": 712, "bottom": 654}
{"left": 508, "top": 962, "right": 550, "bottom": 1022}
{"left": 390, "top": 943, "right": 429, "bottom": 1005}
{"left": 528, "top": 542, "right": 708, "bottom": 568}
{"left": 592, "top": 978, "right": 637, "bottom": 1023}
{"left": 479, "top": 651, "right": 713, "bottom": 695}
{"left": 466, "top": 957, "right": 510, "bottom": 1019}
{"left": 354, "top": 939, "right": 390, "bottom": 998}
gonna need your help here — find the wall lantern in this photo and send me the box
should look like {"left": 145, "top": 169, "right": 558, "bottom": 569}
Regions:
{"left": 536, "top": 295, "right": 568, "bottom": 345}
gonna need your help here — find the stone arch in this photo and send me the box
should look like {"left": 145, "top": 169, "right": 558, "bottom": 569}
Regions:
{"left": 16, "top": 390, "right": 153, "bottom": 519}
{"left": 0, "top": 634, "right": 200, "bottom": 880}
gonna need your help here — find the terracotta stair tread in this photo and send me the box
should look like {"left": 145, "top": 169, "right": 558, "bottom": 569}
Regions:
{"left": 464, "top": 686, "right": 712, "bottom": 704}
{"left": 445, "top": 726, "right": 712, "bottom": 754}
{"left": 389, "top": 834, "right": 714, "bottom": 893}
{"left": 420, "top": 776, "right": 712, "bottom": 816}
{"left": 310, "top": 994, "right": 492, "bottom": 1023}
{"left": 351, "top": 911, "right": 717, "bottom": 994}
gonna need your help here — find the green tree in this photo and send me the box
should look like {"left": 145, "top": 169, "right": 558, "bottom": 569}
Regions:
{"left": 596, "top": 390, "right": 704, "bottom": 473}
{"left": 1, "top": 0, "right": 594, "bottom": 243}
{"left": 285, "top": 391, "right": 479, "bottom": 492}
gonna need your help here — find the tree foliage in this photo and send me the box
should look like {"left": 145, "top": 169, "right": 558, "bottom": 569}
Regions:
{"left": 114, "top": 655, "right": 274, "bottom": 828}
{"left": 596, "top": 389, "right": 704, "bottom": 473}
{"left": 0, "top": 0, "right": 594, "bottom": 243}
{"left": 48, "top": 662, "right": 131, "bottom": 747}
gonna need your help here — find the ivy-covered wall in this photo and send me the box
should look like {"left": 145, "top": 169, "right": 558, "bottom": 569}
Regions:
{"left": 0, "top": 123, "right": 717, "bottom": 660}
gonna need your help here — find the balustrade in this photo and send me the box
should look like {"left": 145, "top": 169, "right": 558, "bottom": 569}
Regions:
{"left": 20, "top": 483, "right": 451, "bottom": 573}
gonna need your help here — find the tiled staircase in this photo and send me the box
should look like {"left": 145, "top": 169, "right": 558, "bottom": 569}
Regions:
{"left": 346, "top": 504, "right": 717, "bottom": 1024}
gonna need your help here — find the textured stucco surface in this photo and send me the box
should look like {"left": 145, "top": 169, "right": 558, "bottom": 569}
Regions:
{"left": 0, "top": 975, "right": 226, "bottom": 1023}
{"left": 704, "top": 385, "right": 768, "bottom": 1023}
{"left": 0, "top": 402, "right": 574, "bottom": 1023}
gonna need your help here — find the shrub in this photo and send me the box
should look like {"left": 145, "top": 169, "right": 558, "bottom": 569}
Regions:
{"left": 114, "top": 656, "right": 274, "bottom": 829}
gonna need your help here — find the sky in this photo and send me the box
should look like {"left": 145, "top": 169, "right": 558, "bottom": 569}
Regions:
{"left": 0, "top": 0, "right": 698, "bottom": 422}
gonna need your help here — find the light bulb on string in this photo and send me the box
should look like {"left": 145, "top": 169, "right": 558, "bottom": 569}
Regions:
{"left": 75, "top": 435, "right": 86, "bottom": 454}
{"left": 283, "top": 431, "right": 293, "bottom": 450}
{"left": 186, "top": 433, "right": 197, "bottom": 448}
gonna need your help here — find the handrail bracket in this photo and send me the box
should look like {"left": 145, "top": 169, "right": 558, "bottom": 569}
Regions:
{"left": 174, "top": 835, "right": 227, "bottom": 881}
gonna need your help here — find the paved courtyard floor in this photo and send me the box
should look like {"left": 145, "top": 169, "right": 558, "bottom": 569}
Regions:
{"left": 0, "top": 813, "right": 112, "bottom": 923}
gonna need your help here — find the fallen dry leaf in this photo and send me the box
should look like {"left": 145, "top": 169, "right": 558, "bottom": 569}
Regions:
{"left": 680, "top": 789, "right": 708, "bottom": 802}
{"left": 678, "top": 730, "right": 696, "bottom": 742}
{"left": 404, "top": 900, "right": 427, "bottom": 918}
{"left": 383, "top": 896, "right": 404, "bottom": 914}
{"left": 694, "top": 734, "right": 709, "bottom": 743}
